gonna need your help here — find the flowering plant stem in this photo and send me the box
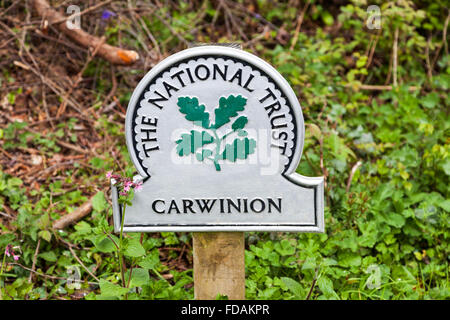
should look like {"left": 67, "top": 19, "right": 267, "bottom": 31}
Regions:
{"left": 0, "top": 250, "right": 5, "bottom": 300}
{"left": 118, "top": 203, "right": 126, "bottom": 288}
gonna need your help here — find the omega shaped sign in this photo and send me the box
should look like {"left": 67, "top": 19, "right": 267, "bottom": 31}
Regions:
{"left": 112, "top": 45, "right": 324, "bottom": 232}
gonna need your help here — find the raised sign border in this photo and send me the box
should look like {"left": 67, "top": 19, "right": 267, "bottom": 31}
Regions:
{"left": 112, "top": 46, "right": 324, "bottom": 233}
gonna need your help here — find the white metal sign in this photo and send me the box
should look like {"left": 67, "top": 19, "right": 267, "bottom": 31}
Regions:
{"left": 112, "top": 45, "right": 324, "bottom": 232}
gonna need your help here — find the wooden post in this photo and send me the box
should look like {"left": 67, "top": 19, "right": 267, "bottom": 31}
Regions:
{"left": 190, "top": 42, "right": 245, "bottom": 300}
{"left": 193, "top": 232, "right": 245, "bottom": 300}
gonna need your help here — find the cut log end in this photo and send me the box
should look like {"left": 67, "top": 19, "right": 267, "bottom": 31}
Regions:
{"left": 117, "top": 50, "right": 140, "bottom": 65}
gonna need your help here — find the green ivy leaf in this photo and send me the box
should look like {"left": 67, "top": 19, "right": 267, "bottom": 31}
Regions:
{"left": 92, "top": 191, "right": 107, "bottom": 212}
{"left": 321, "top": 11, "right": 334, "bottom": 26}
{"left": 176, "top": 130, "right": 214, "bottom": 156}
{"left": 281, "top": 277, "right": 304, "bottom": 298}
{"left": 338, "top": 252, "right": 362, "bottom": 268}
{"left": 177, "top": 97, "right": 210, "bottom": 128}
{"left": 138, "top": 250, "right": 160, "bottom": 270}
{"left": 212, "top": 95, "right": 247, "bottom": 129}
{"left": 420, "top": 92, "right": 439, "bottom": 109}
{"left": 99, "top": 279, "right": 129, "bottom": 299}
{"left": 274, "top": 239, "right": 296, "bottom": 256}
{"left": 126, "top": 268, "right": 150, "bottom": 287}
{"left": 220, "top": 137, "right": 256, "bottom": 162}
{"left": 385, "top": 213, "right": 406, "bottom": 228}
{"left": 93, "top": 234, "right": 117, "bottom": 253}
{"left": 124, "top": 239, "right": 146, "bottom": 258}
{"left": 318, "top": 276, "right": 338, "bottom": 299}
{"left": 0, "top": 234, "right": 15, "bottom": 247}
{"left": 38, "top": 230, "right": 52, "bottom": 242}
{"left": 38, "top": 251, "right": 57, "bottom": 262}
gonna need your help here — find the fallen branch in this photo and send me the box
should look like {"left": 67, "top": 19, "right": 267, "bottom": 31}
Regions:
{"left": 33, "top": 0, "right": 139, "bottom": 65}
{"left": 344, "top": 84, "right": 420, "bottom": 91}
{"left": 52, "top": 197, "right": 93, "bottom": 230}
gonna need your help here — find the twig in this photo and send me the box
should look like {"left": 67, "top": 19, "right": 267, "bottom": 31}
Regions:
{"left": 19, "top": 0, "right": 31, "bottom": 56}
{"left": 150, "top": 10, "right": 188, "bottom": 46}
{"left": 384, "top": 47, "right": 393, "bottom": 86}
{"left": 0, "top": 110, "right": 89, "bottom": 154}
{"left": 225, "top": 0, "right": 279, "bottom": 31}
{"left": 290, "top": 0, "right": 311, "bottom": 51}
{"left": 344, "top": 83, "right": 420, "bottom": 91}
{"left": 360, "top": 28, "right": 381, "bottom": 83}
{"left": 177, "top": 244, "right": 187, "bottom": 264}
{"left": 0, "top": 0, "right": 22, "bottom": 18}
{"left": 11, "top": 263, "right": 65, "bottom": 281}
{"left": 425, "top": 37, "right": 433, "bottom": 83}
{"left": 305, "top": 267, "right": 319, "bottom": 300}
{"left": 318, "top": 137, "right": 328, "bottom": 189}
{"left": 431, "top": 11, "right": 450, "bottom": 69}
{"left": 41, "top": 89, "right": 54, "bottom": 129}
{"left": 103, "top": 231, "right": 120, "bottom": 251}
{"left": 126, "top": 0, "right": 158, "bottom": 60}
{"left": 28, "top": 239, "right": 41, "bottom": 283}
{"left": 303, "top": 151, "right": 321, "bottom": 176}
{"left": 103, "top": 65, "right": 118, "bottom": 107}
{"left": 0, "top": 21, "right": 85, "bottom": 115}
{"left": 346, "top": 160, "right": 362, "bottom": 192}
{"left": 221, "top": 0, "right": 249, "bottom": 42}
{"left": 68, "top": 245, "right": 100, "bottom": 282}
{"left": 56, "top": 36, "right": 106, "bottom": 117}
{"left": 134, "top": 12, "right": 160, "bottom": 57}
{"left": 33, "top": 28, "right": 85, "bottom": 52}
{"left": 53, "top": 197, "right": 93, "bottom": 230}
{"left": 11, "top": 262, "right": 98, "bottom": 285}
{"left": 24, "top": 125, "right": 90, "bottom": 154}
{"left": 393, "top": 27, "right": 399, "bottom": 87}
{"left": 0, "top": 212, "right": 14, "bottom": 220}
{"left": 367, "top": 32, "right": 380, "bottom": 69}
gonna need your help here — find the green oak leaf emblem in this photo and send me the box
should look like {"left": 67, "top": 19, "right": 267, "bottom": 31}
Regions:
{"left": 176, "top": 95, "right": 257, "bottom": 171}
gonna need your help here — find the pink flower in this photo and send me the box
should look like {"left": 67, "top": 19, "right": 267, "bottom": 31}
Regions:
{"left": 119, "top": 190, "right": 128, "bottom": 196}
{"left": 134, "top": 181, "right": 143, "bottom": 192}
{"left": 106, "top": 171, "right": 113, "bottom": 179}
{"left": 4, "top": 244, "right": 20, "bottom": 260}
{"left": 5, "top": 245, "right": 11, "bottom": 257}
{"left": 123, "top": 179, "right": 133, "bottom": 192}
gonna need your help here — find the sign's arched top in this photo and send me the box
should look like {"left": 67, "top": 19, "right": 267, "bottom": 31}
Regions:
{"left": 125, "top": 45, "right": 305, "bottom": 178}
{"left": 114, "top": 45, "right": 324, "bottom": 233}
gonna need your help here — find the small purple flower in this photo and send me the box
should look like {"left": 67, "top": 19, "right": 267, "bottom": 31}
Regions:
{"left": 101, "top": 10, "right": 116, "bottom": 20}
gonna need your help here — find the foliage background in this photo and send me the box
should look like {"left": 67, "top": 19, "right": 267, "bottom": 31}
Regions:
{"left": 0, "top": 0, "right": 448, "bottom": 300}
